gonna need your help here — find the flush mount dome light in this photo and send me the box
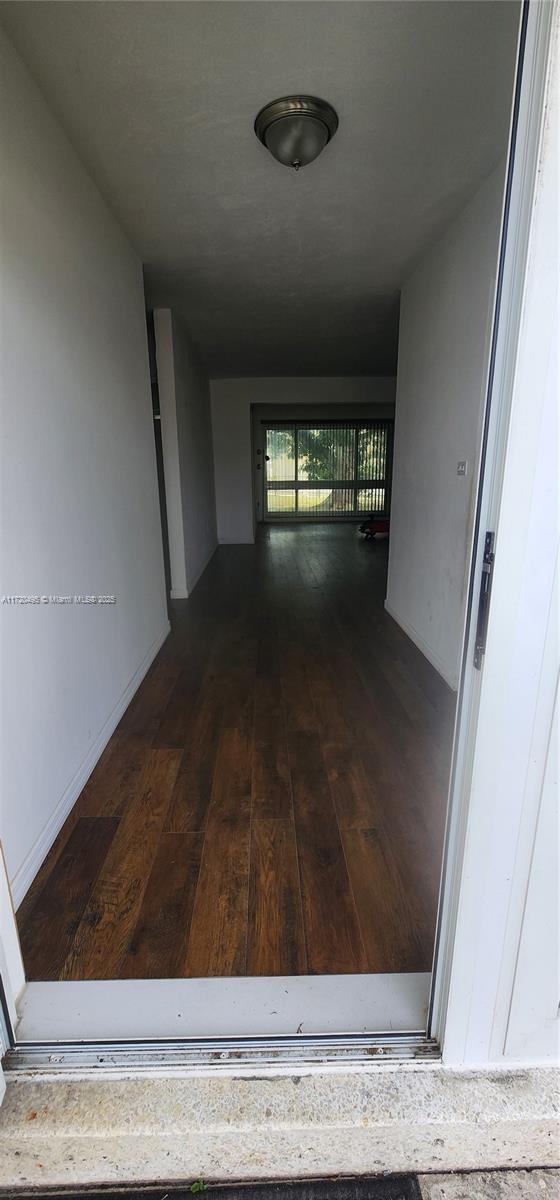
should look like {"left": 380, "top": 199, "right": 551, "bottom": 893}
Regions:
{"left": 254, "top": 95, "right": 338, "bottom": 170}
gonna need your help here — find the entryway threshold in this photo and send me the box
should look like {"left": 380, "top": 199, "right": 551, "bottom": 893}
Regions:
{"left": 12, "top": 974, "right": 430, "bottom": 1045}
{"left": 0, "top": 1065, "right": 556, "bottom": 1190}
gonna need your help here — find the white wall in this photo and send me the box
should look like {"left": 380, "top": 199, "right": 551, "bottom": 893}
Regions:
{"left": 211, "top": 377, "right": 397, "bottom": 543}
{"left": 386, "top": 168, "right": 504, "bottom": 688}
{"left": 155, "top": 311, "right": 217, "bottom": 597}
{"left": 0, "top": 30, "right": 169, "bottom": 903}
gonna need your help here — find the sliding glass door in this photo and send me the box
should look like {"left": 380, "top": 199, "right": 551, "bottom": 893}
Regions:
{"left": 264, "top": 420, "right": 393, "bottom": 520}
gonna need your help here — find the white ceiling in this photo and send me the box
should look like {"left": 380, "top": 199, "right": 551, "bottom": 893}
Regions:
{"left": 0, "top": 1, "right": 520, "bottom": 376}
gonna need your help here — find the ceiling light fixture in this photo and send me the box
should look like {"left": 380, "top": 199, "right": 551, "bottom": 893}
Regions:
{"left": 254, "top": 95, "right": 338, "bottom": 171}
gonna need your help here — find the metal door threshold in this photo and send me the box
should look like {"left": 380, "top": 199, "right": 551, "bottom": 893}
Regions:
{"left": 3, "top": 1033, "right": 440, "bottom": 1077}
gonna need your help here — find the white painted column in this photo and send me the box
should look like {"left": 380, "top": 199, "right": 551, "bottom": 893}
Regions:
{"left": 153, "top": 309, "right": 189, "bottom": 599}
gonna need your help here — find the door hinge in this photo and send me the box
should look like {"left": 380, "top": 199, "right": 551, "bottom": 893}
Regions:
{"left": 474, "top": 531, "right": 496, "bottom": 669}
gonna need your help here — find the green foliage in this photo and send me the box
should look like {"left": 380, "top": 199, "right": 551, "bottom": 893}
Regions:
{"left": 266, "top": 425, "right": 388, "bottom": 485}
{"left": 301, "top": 428, "right": 340, "bottom": 481}
{"left": 190, "top": 1180, "right": 207, "bottom": 1193}
{"left": 268, "top": 429, "right": 294, "bottom": 457}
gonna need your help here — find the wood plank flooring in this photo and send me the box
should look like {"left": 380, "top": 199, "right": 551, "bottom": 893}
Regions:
{"left": 17, "top": 525, "right": 456, "bottom": 980}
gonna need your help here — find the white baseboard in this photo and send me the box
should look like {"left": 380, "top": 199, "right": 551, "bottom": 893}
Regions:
{"left": 186, "top": 542, "right": 218, "bottom": 594}
{"left": 170, "top": 543, "right": 219, "bottom": 600}
{"left": 218, "top": 537, "right": 255, "bottom": 545}
{"left": 11, "top": 622, "right": 171, "bottom": 909}
{"left": 384, "top": 598, "right": 458, "bottom": 690}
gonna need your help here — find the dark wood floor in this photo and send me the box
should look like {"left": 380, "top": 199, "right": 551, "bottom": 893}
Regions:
{"left": 17, "top": 525, "right": 456, "bottom": 981}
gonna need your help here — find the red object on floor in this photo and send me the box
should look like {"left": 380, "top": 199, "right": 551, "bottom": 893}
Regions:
{"left": 360, "top": 517, "right": 390, "bottom": 537}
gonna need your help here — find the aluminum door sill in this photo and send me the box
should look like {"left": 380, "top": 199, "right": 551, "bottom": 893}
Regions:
{"left": 5, "top": 973, "right": 438, "bottom": 1073}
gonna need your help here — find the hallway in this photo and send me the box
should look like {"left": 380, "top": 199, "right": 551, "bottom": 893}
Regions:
{"left": 17, "top": 526, "right": 456, "bottom": 981}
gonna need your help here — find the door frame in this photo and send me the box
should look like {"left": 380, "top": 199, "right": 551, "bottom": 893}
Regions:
{"left": 426, "top": 0, "right": 554, "bottom": 1051}
{"left": 0, "top": 0, "right": 554, "bottom": 1068}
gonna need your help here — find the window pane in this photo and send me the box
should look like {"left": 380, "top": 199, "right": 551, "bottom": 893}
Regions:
{"left": 357, "top": 487, "right": 386, "bottom": 514}
{"left": 298, "top": 487, "right": 354, "bottom": 515}
{"left": 263, "top": 421, "right": 393, "bottom": 521}
{"left": 358, "top": 425, "right": 388, "bottom": 481}
{"left": 267, "top": 488, "right": 296, "bottom": 514}
{"left": 266, "top": 428, "right": 295, "bottom": 481}
{"left": 297, "top": 426, "right": 355, "bottom": 481}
